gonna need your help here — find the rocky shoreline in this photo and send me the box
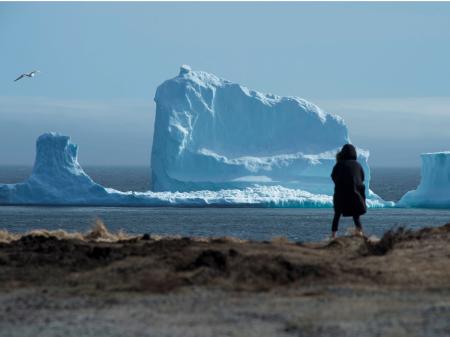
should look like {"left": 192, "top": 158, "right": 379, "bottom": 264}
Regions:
{"left": 0, "top": 223, "right": 449, "bottom": 336}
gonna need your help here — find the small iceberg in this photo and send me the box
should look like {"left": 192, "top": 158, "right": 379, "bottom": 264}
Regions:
{"left": 398, "top": 152, "right": 450, "bottom": 209}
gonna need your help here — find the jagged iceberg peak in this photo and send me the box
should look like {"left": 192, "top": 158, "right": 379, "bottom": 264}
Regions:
{"left": 398, "top": 152, "right": 450, "bottom": 208}
{"left": 0, "top": 133, "right": 107, "bottom": 204}
{"left": 151, "top": 66, "right": 354, "bottom": 193}
{"left": 32, "top": 132, "right": 86, "bottom": 177}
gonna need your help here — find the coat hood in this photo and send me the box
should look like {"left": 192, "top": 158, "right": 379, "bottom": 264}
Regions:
{"left": 340, "top": 144, "right": 357, "bottom": 160}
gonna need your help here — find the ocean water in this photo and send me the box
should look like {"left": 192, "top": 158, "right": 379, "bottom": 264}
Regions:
{"left": 1, "top": 166, "right": 449, "bottom": 241}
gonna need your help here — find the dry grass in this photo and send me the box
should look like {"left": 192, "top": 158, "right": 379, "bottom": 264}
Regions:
{"left": 0, "top": 218, "right": 133, "bottom": 244}
{"left": 0, "top": 230, "right": 19, "bottom": 243}
{"left": 83, "top": 219, "right": 130, "bottom": 242}
{"left": 270, "top": 236, "right": 292, "bottom": 245}
{"left": 0, "top": 219, "right": 249, "bottom": 245}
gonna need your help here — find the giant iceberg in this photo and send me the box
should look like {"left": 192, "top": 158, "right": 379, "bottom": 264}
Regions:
{"left": 152, "top": 65, "right": 380, "bottom": 199}
{"left": 398, "top": 152, "right": 450, "bottom": 209}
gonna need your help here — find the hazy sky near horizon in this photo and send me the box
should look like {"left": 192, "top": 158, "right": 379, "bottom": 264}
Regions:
{"left": 1, "top": 2, "right": 449, "bottom": 167}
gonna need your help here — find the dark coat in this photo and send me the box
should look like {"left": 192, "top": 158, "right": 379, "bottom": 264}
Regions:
{"left": 331, "top": 144, "right": 367, "bottom": 217}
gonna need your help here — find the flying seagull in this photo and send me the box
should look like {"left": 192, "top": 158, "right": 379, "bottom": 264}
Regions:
{"left": 14, "top": 70, "right": 40, "bottom": 82}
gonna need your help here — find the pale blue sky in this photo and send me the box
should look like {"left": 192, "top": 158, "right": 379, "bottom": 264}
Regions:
{"left": 1, "top": 2, "right": 449, "bottom": 167}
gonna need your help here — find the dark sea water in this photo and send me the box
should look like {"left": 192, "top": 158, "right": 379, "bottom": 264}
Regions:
{"left": 0, "top": 166, "right": 449, "bottom": 241}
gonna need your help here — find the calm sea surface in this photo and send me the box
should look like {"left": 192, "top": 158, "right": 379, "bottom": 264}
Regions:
{"left": 0, "top": 166, "right": 449, "bottom": 241}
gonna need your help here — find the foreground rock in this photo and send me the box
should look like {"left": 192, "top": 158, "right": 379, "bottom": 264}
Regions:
{"left": 0, "top": 224, "right": 449, "bottom": 337}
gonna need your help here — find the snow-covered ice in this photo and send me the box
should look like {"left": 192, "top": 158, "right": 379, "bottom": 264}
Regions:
{"left": 0, "top": 132, "right": 391, "bottom": 207}
{"left": 398, "top": 152, "right": 450, "bottom": 208}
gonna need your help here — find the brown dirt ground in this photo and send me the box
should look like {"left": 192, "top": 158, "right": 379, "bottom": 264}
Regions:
{"left": 0, "top": 223, "right": 449, "bottom": 293}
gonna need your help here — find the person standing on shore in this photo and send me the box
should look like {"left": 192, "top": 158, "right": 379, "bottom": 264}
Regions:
{"left": 331, "top": 144, "right": 367, "bottom": 239}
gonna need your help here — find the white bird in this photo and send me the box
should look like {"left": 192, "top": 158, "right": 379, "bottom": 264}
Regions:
{"left": 14, "top": 70, "right": 40, "bottom": 82}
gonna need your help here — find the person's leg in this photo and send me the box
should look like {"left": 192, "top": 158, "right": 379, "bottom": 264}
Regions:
{"left": 332, "top": 212, "right": 341, "bottom": 239}
{"left": 352, "top": 216, "right": 364, "bottom": 237}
